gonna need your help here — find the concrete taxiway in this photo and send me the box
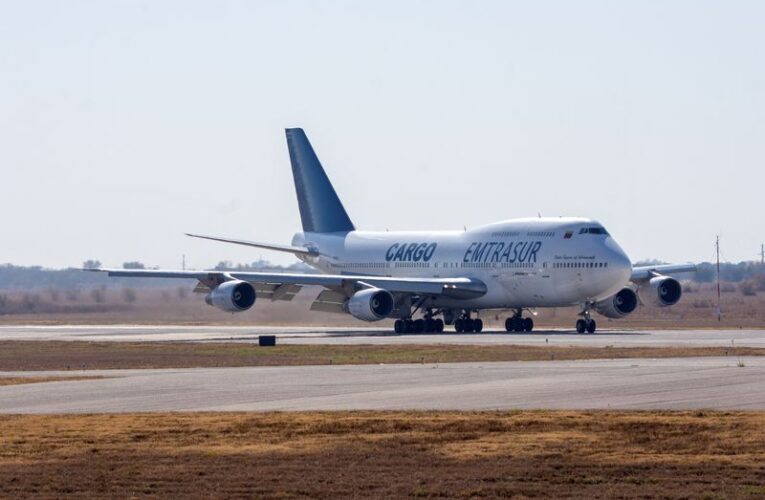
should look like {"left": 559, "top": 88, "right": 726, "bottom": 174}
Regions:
{"left": 1, "top": 356, "right": 764, "bottom": 413}
{"left": 0, "top": 325, "right": 763, "bottom": 347}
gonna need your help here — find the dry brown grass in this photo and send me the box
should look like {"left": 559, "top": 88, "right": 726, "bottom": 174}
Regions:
{"left": 0, "top": 376, "right": 102, "bottom": 386}
{"left": 2, "top": 411, "right": 765, "bottom": 498}
{"left": 0, "top": 341, "right": 762, "bottom": 371}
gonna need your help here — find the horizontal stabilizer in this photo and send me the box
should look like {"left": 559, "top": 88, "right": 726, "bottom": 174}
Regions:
{"left": 186, "top": 233, "right": 317, "bottom": 256}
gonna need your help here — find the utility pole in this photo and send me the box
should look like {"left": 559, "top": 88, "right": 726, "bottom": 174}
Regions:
{"left": 716, "top": 236, "right": 721, "bottom": 322}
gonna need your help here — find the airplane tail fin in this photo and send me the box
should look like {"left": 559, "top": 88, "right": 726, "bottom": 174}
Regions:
{"left": 285, "top": 128, "right": 355, "bottom": 233}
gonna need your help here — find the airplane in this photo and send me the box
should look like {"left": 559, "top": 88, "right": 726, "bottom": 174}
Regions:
{"left": 92, "top": 128, "right": 696, "bottom": 334}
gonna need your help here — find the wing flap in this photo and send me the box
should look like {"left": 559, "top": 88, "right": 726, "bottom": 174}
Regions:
{"left": 310, "top": 290, "right": 347, "bottom": 314}
{"left": 254, "top": 283, "right": 302, "bottom": 301}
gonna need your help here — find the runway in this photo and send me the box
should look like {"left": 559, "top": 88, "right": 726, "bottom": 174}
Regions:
{"left": 1, "top": 325, "right": 763, "bottom": 347}
{"left": 2, "top": 356, "right": 764, "bottom": 413}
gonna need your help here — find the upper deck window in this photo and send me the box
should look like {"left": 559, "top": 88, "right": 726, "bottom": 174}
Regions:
{"left": 578, "top": 226, "right": 609, "bottom": 236}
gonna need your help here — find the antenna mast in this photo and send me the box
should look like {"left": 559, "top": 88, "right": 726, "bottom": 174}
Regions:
{"left": 716, "top": 236, "right": 721, "bottom": 322}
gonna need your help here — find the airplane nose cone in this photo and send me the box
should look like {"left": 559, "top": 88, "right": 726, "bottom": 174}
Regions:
{"left": 605, "top": 237, "right": 632, "bottom": 284}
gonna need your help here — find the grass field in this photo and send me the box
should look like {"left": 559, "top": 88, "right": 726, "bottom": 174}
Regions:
{"left": 0, "top": 341, "right": 762, "bottom": 370}
{"left": 1, "top": 411, "right": 764, "bottom": 498}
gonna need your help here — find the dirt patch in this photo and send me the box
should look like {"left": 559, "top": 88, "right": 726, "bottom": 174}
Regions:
{"left": 0, "top": 341, "right": 762, "bottom": 370}
{"left": 1, "top": 411, "right": 765, "bottom": 498}
{"left": 0, "top": 376, "right": 103, "bottom": 386}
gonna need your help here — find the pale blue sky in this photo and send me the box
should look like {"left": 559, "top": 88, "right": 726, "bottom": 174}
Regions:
{"left": 1, "top": 1, "right": 763, "bottom": 268}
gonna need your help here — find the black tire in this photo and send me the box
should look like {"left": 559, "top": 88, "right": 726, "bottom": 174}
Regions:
{"left": 405, "top": 320, "right": 415, "bottom": 334}
{"left": 505, "top": 318, "right": 512, "bottom": 332}
{"left": 512, "top": 317, "right": 522, "bottom": 332}
{"left": 576, "top": 319, "right": 586, "bottom": 334}
{"left": 523, "top": 317, "right": 534, "bottom": 332}
{"left": 394, "top": 320, "right": 402, "bottom": 333}
{"left": 474, "top": 318, "right": 483, "bottom": 333}
{"left": 586, "top": 319, "right": 597, "bottom": 334}
{"left": 455, "top": 319, "right": 464, "bottom": 333}
{"left": 414, "top": 319, "right": 425, "bottom": 333}
{"left": 424, "top": 318, "right": 433, "bottom": 332}
{"left": 435, "top": 319, "right": 444, "bottom": 333}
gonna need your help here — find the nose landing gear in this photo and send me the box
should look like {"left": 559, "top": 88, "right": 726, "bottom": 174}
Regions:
{"left": 505, "top": 309, "right": 534, "bottom": 332}
{"left": 575, "top": 307, "right": 597, "bottom": 334}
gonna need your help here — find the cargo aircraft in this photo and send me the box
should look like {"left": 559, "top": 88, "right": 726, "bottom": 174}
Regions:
{"left": 93, "top": 128, "right": 695, "bottom": 333}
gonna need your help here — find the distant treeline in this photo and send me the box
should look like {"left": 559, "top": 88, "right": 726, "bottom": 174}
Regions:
{"left": 0, "top": 260, "right": 762, "bottom": 290}
{"left": 0, "top": 260, "right": 313, "bottom": 290}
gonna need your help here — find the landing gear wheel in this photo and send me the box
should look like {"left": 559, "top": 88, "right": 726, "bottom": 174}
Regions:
{"left": 523, "top": 317, "right": 534, "bottom": 332}
{"left": 413, "top": 319, "right": 425, "bottom": 333}
{"left": 405, "top": 320, "right": 415, "bottom": 334}
{"left": 394, "top": 320, "right": 403, "bottom": 333}
{"left": 586, "top": 319, "right": 597, "bottom": 334}
{"left": 434, "top": 319, "right": 444, "bottom": 333}
{"left": 455, "top": 318, "right": 464, "bottom": 333}
{"left": 424, "top": 318, "right": 434, "bottom": 332}
{"left": 576, "top": 319, "right": 586, "bottom": 334}
{"left": 506, "top": 316, "right": 526, "bottom": 332}
{"left": 473, "top": 318, "right": 483, "bottom": 333}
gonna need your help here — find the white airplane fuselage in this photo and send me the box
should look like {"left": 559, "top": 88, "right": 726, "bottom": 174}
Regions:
{"left": 293, "top": 217, "right": 632, "bottom": 309}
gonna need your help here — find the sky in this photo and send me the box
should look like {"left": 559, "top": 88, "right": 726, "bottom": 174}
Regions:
{"left": 1, "top": 1, "right": 763, "bottom": 269}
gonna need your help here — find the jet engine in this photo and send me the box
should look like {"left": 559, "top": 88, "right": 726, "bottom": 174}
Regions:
{"left": 345, "top": 288, "right": 394, "bottom": 322}
{"left": 594, "top": 287, "right": 639, "bottom": 318}
{"left": 205, "top": 280, "right": 256, "bottom": 312}
{"left": 638, "top": 276, "right": 682, "bottom": 307}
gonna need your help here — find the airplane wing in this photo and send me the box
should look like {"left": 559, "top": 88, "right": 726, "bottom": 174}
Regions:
{"left": 90, "top": 268, "right": 487, "bottom": 300}
{"left": 630, "top": 263, "right": 697, "bottom": 282}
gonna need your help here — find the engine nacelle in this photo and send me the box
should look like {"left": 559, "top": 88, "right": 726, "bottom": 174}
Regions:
{"left": 345, "top": 288, "right": 394, "bottom": 322}
{"left": 638, "top": 276, "right": 682, "bottom": 307}
{"left": 205, "top": 280, "right": 256, "bottom": 312}
{"left": 594, "top": 287, "right": 638, "bottom": 318}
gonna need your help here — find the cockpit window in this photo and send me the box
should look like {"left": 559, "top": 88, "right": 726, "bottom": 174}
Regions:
{"left": 578, "top": 226, "right": 609, "bottom": 236}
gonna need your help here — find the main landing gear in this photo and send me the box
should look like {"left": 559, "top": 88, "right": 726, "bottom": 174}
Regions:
{"left": 575, "top": 308, "right": 597, "bottom": 334}
{"left": 455, "top": 312, "right": 483, "bottom": 333}
{"left": 505, "top": 309, "right": 534, "bottom": 332}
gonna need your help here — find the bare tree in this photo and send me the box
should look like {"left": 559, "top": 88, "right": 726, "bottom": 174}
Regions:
{"left": 82, "top": 260, "right": 102, "bottom": 269}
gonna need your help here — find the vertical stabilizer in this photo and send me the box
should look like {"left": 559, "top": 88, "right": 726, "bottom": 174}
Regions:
{"left": 285, "top": 128, "right": 355, "bottom": 233}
